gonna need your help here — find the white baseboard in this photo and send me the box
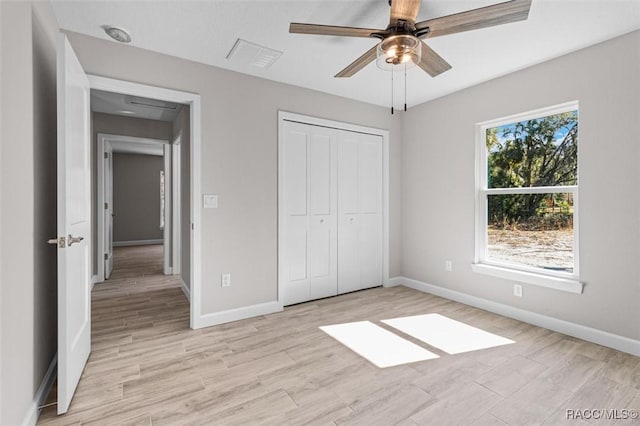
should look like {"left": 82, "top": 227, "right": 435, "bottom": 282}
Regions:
{"left": 113, "top": 239, "right": 163, "bottom": 247}
{"left": 180, "top": 279, "right": 191, "bottom": 302}
{"left": 22, "top": 354, "right": 57, "bottom": 426}
{"left": 387, "top": 276, "right": 640, "bottom": 357}
{"left": 194, "top": 301, "right": 283, "bottom": 329}
{"left": 91, "top": 274, "right": 99, "bottom": 291}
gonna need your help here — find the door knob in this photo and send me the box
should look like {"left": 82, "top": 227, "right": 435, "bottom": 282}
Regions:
{"left": 349, "top": 217, "right": 355, "bottom": 222}
{"left": 47, "top": 237, "right": 65, "bottom": 248}
{"left": 320, "top": 219, "right": 324, "bottom": 224}
{"left": 67, "top": 235, "right": 84, "bottom": 246}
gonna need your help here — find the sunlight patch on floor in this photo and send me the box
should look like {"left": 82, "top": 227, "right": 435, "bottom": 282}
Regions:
{"left": 382, "top": 313, "right": 515, "bottom": 354}
{"left": 319, "top": 321, "right": 439, "bottom": 368}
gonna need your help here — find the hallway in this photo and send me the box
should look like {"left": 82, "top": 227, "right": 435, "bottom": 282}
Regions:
{"left": 39, "top": 245, "right": 189, "bottom": 424}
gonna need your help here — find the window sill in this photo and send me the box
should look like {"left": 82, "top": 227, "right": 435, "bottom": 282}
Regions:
{"left": 471, "top": 263, "right": 583, "bottom": 294}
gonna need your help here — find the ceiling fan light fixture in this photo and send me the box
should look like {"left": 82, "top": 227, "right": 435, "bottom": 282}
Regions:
{"left": 376, "top": 34, "right": 421, "bottom": 71}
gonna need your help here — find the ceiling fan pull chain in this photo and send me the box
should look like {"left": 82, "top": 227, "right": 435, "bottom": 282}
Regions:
{"left": 391, "top": 68, "right": 394, "bottom": 115}
{"left": 404, "top": 63, "right": 407, "bottom": 112}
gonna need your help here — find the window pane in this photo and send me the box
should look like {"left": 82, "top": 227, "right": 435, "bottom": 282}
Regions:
{"left": 487, "top": 193, "right": 574, "bottom": 273}
{"left": 486, "top": 110, "right": 578, "bottom": 188}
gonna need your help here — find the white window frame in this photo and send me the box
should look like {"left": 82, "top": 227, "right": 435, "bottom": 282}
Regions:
{"left": 472, "top": 101, "right": 583, "bottom": 294}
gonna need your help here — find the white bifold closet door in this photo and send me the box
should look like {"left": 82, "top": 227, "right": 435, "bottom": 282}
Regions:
{"left": 281, "top": 120, "right": 383, "bottom": 305}
{"left": 337, "top": 130, "right": 383, "bottom": 294}
{"left": 282, "top": 121, "right": 338, "bottom": 305}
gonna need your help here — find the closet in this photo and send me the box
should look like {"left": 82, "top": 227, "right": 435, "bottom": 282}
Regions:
{"left": 280, "top": 118, "right": 383, "bottom": 306}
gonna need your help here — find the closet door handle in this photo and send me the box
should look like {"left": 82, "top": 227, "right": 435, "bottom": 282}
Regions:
{"left": 320, "top": 219, "right": 324, "bottom": 224}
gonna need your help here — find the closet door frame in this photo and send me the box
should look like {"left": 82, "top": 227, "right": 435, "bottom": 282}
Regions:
{"left": 277, "top": 111, "right": 390, "bottom": 305}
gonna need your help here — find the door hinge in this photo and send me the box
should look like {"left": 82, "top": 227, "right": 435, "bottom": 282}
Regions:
{"left": 104, "top": 152, "right": 109, "bottom": 159}
{"left": 104, "top": 202, "right": 108, "bottom": 210}
{"left": 104, "top": 253, "right": 108, "bottom": 260}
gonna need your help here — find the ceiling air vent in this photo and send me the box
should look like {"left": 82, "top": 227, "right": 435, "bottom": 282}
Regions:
{"left": 226, "top": 39, "right": 282, "bottom": 70}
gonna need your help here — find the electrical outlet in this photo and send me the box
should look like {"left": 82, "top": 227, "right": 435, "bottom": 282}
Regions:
{"left": 445, "top": 260, "right": 453, "bottom": 272}
{"left": 513, "top": 284, "right": 523, "bottom": 297}
{"left": 221, "top": 273, "right": 231, "bottom": 287}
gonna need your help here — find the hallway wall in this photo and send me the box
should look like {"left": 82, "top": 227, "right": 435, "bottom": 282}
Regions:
{"left": 112, "top": 153, "right": 165, "bottom": 244}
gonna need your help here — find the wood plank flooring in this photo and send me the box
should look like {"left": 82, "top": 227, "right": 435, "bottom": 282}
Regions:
{"left": 38, "top": 245, "right": 640, "bottom": 425}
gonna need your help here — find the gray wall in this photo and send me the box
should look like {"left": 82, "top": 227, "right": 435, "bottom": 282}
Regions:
{"left": 112, "top": 153, "right": 164, "bottom": 243}
{"left": 173, "top": 106, "right": 191, "bottom": 289}
{"left": 402, "top": 30, "right": 640, "bottom": 340}
{"left": 67, "top": 31, "right": 403, "bottom": 314}
{"left": 91, "top": 112, "right": 172, "bottom": 273}
{"left": 0, "top": 2, "right": 58, "bottom": 425}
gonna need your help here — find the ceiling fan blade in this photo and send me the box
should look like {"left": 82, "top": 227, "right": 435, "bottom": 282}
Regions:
{"left": 390, "top": 0, "right": 422, "bottom": 24}
{"left": 415, "top": 41, "right": 452, "bottom": 77}
{"left": 289, "top": 23, "right": 383, "bottom": 38}
{"left": 415, "top": 0, "right": 531, "bottom": 38}
{"left": 335, "top": 44, "right": 379, "bottom": 78}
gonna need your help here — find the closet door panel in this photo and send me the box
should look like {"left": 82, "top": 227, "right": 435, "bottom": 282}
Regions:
{"left": 358, "top": 135, "right": 383, "bottom": 286}
{"left": 309, "top": 128, "right": 337, "bottom": 299}
{"left": 337, "top": 138, "right": 358, "bottom": 214}
{"left": 359, "top": 213, "right": 382, "bottom": 287}
{"left": 282, "top": 122, "right": 310, "bottom": 305}
{"left": 337, "top": 214, "right": 359, "bottom": 294}
{"left": 284, "top": 129, "right": 308, "bottom": 216}
{"left": 358, "top": 138, "right": 382, "bottom": 213}
{"left": 337, "top": 131, "right": 383, "bottom": 294}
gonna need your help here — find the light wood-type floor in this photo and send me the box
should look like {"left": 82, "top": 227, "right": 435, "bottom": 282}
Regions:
{"left": 39, "top": 245, "right": 640, "bottom": 425}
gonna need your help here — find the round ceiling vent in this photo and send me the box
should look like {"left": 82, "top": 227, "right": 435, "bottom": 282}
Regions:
{"left": 102, "top": 25, "right": 131, "bottom": 43}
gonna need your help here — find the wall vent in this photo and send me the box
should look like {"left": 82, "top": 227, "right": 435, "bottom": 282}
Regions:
{"left": 226, "top": 39, "right": 282, "bottom": 70}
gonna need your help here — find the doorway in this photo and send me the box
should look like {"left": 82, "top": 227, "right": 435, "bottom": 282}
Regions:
{"left": 87, "top": 75, "right": 203, "bottom": 329}
{"left": 96, "top": 133, "right": 176, "bottom": 282}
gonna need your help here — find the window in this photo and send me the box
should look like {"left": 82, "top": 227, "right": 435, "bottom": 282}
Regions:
{"left": 473, "top": 102, "right": 581, "bottom": 293}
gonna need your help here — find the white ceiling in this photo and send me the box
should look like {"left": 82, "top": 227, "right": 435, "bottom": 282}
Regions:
{"left": 52, "top": 0, "right": 640, "bottom": 108}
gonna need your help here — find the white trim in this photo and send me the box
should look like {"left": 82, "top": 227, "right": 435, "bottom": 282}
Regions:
{"left": 88, "top": 75, "right": 202, "bottom": 330}
{"left": 387, "top": 277, "right": 640, "bottom": 357}
{"left": 474, "top": 101, "right": 580, "bottom": 290}
{"left": 180, "top": 279, "right": 191, "bottom": 302}
{"left": 484, "top": 186, "right": 577, "bottom": 195}
{"left": 113, "top": 239, "right": 164, "bottom": 247}
{"left": 96, "top": 136, "right": 106, "bottom": 282}
{"left": 171, "top": 136, "right": 181, "bottom": 275}
{"left": 97, "top": 133, "right": 169, "bottom": 282}
{"left": 277, "top": 111, "right": 391, "bottom": 306}
{"left": 190, "top": 96, "right": 202, "bottom": 330}
{"left": 477, "top": 101, "right": 580, "bottom": 129}
{"left": 22, "top": 354, "right": 57, "bottom": 426}
{"left": 193, "top": 301, "right": 283, "bottom": 329}
{"left": 163, "top": 144, "right": 171, "bottom": 275}
{"left": 471, "top": 263, "right": 583, "bottom": 294}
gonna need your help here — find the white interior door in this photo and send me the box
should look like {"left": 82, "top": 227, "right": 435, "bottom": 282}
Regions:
{"left": 337, "top": 130, "right": 383, "bottom": 294}
{"left": 104, "top": 142, "right": 114, "bottom": 279}
{"left": 281, "top": 121, "right": 337, "bottom": 305}
{"left": 56, "top": 33, "right": 92, "bottom": 415}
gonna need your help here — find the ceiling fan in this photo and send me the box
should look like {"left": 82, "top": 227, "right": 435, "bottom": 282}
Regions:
{"left": 290, "top": 0, "right": 532, "bottom": 78}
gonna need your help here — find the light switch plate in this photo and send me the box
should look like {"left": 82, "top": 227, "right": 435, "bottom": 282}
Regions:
{"left": 203, "top": 194, "right": 218, "bottom": 209}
